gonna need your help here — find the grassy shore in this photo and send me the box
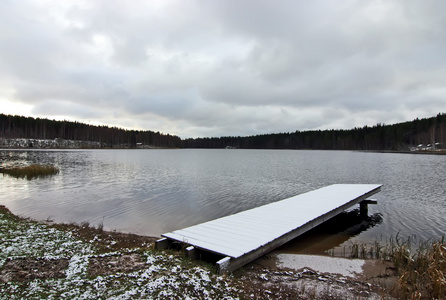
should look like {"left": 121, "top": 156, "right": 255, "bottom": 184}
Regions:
{"left": 0, "top": 205, "right": 385, "bottom": 299}
{"left": 1, "top": 204, "right": 444, "bottom": 299}
{"left": 0, "top": 205, "right": 241, "bottom": 299}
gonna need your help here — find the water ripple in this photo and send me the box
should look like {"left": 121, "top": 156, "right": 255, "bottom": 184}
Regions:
{"left": 1, "top": 149, "right": 445, "bottom": 241}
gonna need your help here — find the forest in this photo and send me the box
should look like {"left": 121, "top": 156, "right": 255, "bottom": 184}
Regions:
{"left": 183, "top": 113, "right": 446, "bottom": 151}
{"left": 0, "top": 114, "right": 182, "bottom": 148}
{"left": 1, "top": 113, "right": 445, "bottom": 151}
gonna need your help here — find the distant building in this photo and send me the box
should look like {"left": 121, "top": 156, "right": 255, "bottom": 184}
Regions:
{"left": 411, "top": 142, "right": 444, "bottom": 152}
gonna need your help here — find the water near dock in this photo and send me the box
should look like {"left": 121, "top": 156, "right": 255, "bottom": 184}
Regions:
{"left": 1, "top": 149, "right": 445, "bottom": 254}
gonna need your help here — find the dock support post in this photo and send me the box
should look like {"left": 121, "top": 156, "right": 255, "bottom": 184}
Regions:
{"left": 155, "top": 238, "right": 171, "bottom": 250}
{"left": 216, "top": 257, "right": 231, "bottom": 275}
{"left": 186, "top": 246, "right": 198, "bottom": 260}
{"left": 360, "top": 199, "right": 378, "bottom": 217}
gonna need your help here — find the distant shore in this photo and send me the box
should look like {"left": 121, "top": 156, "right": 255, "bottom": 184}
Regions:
{"left": 0, "top": 138, "right": 171, "bottom": 149}
{"left": 360, "top": 149, "right": 446, "bottom": 155}
{"left": 2, "top": 137, "right": 446, "bottom": 154}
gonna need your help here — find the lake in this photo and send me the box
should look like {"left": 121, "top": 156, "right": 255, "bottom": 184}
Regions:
{"left": 1, "top": 149, "right": 445, "bottom": 254}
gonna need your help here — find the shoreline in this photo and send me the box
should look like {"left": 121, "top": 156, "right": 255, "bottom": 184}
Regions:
{"left": 0, "top": 204, "right": 397, "bottom": 299}
{"left": 2, "top": 145, "right": 446, "bottom": 155}
{"left": 1, "top": 136, "right": 445, "bottom": 154}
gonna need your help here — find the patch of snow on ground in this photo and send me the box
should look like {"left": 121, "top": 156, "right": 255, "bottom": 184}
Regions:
{"left": 0, "top": 211, "right": 241, "bottom": 299}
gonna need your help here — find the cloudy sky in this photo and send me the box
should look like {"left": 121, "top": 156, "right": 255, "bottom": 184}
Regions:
{"left": 1, "top": 1, "right": 445, "bottom": 138}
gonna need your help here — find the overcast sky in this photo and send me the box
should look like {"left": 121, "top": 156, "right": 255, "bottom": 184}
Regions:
{"left": 1, "top": 1, "right": 445, "bottom": 138}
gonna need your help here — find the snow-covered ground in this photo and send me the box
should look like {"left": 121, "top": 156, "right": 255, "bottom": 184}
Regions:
{"left": 0, "top": 207, "right": 240, "bottom": 299}
{"left": 0, "top": 205, "right": 395, "bottom": 299}
{"left": 0, "top": 138, "right": 102, "bottom": 149}
{"left": 0, "top": 138, "right": 160, "bottom": 149}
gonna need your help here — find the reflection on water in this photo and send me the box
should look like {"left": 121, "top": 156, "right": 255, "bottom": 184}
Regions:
{"left": 277, "top": 209, "right": 383, "bottom": 255}
{"left": 0, "top": 149, "right": 445, "bottom": 254}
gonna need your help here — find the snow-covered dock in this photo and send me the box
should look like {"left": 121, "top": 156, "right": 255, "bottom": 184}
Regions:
{"left": 156, "top": 184, "right": 382, "bottom": 274}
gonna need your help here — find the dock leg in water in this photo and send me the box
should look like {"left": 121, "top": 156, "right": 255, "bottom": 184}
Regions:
{"left": 360, "top": 199, "right": 378, "bottom": 217}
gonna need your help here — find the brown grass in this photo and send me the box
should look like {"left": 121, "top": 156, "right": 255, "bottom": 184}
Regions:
{"left": 50, "top": 222, "right": 157, "bottom": 253}
{"left": 88, "top": 254, "right": 146, "bottom": 277}
{"left": 340, "top": 236, "right": 446, "bottom": 299}
{"left": 0, "top": 258, "right": 69, "bottom": 282}
{"left": 0, "top": 164, "right": 59, "bottom": 180}
{"left": 396, "top": 238, "right": 446, "bottom": 299}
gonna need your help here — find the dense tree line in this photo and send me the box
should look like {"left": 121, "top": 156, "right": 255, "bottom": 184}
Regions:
{"left": 0, "top": 114, "right": 182, "bottom": 148}
{"left": 1, "top": 113, "right": 445, "bottom": 151}
{"left": 184, "top": 113, "right": 446, "bottom": 151}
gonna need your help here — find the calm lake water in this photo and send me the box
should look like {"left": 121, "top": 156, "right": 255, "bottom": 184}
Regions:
{"left": 1, "top": 149, "right": 445, "bottom": 254}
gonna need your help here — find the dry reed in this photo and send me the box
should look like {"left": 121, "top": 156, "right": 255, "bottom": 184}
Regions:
{"left": 0, "top": 164, "right": 59, "bottom": 180}
{"left": 340, "top": 235, "right": 446, "bottom": 299}
{"left": 396, "top": 237, "right": 446, "bottom": 299}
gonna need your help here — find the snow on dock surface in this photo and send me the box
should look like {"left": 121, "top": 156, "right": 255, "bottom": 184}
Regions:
{"left": 160, "top": 184, "right": 382, "bottom": 273}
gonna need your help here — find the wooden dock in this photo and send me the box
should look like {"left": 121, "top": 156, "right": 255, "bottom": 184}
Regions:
{"left": 156, "top": 184, "right": 382, "bottom": 274}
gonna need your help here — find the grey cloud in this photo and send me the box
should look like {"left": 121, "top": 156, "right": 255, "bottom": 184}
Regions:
{"left": 31, "top": 100, "right": 102, "bottom": 120}
{"left": 1, "top": 0, "right": 445, "bottom": 138}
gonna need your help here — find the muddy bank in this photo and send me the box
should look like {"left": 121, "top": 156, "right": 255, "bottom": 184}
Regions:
{"left": 232, "top": 252, "right": 398, "bottom": 299}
